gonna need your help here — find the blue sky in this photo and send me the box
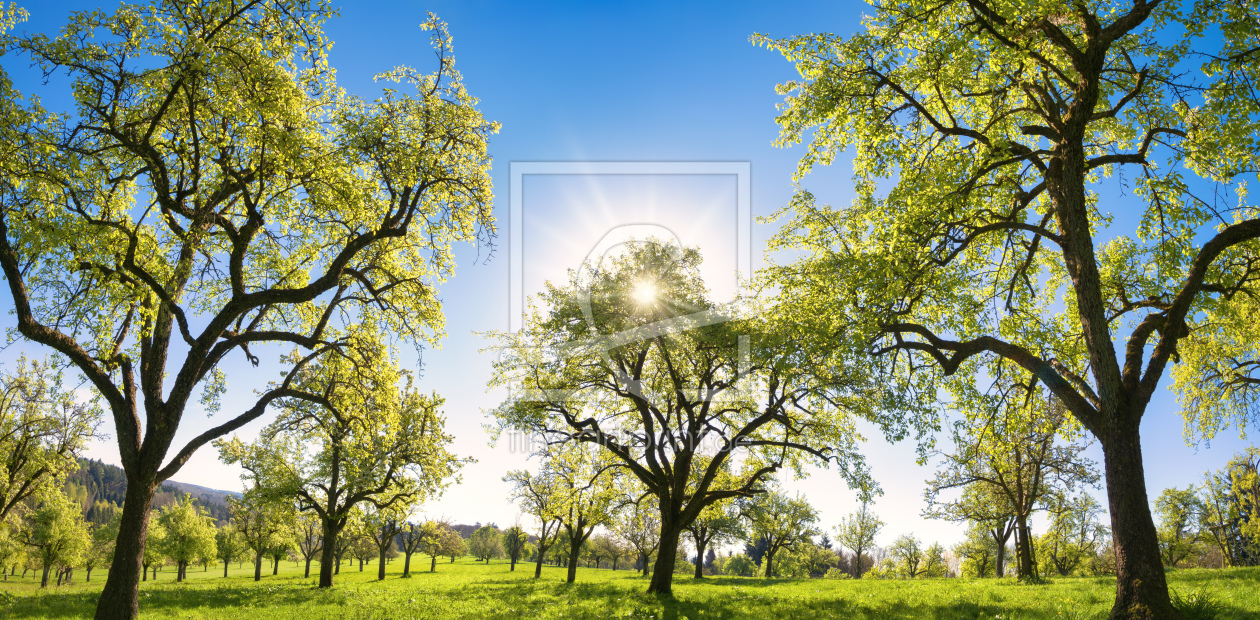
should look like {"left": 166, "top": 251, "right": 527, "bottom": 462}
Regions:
{"left": 2, "top": 0, "right": 1253, "bottom": 551}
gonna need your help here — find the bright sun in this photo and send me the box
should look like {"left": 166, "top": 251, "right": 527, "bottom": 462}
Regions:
{"left": 632, "top": 280, "right": 657, "bottom": 305}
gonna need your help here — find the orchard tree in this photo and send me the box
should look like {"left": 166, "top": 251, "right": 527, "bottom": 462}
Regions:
{"left": 469, "top": 525, "right": 503, "bottom": 563}
{"left": 229, "top": 494, "right": 291, "bottom": 582}
{"left": 489, "top": 239, "right": 885, "bottom": 595}
{"left": 293, "top": 512, "right": 322, "bottom": 579}
{"left": 685, "top": 499, "right": 742, "bottom": 579}
{"left": 215, "top": 523, "right": 244, "bottom": 578}
{"left": 890, "top": 534, "right": 925, "bottom": 579}
{"left": 503, "top": 525, "right": 529, "bottom": 571}
{"left": 216, "top": 329, "right": 464, "bottom": 588}
{"left": 1199, "top": 448, "right": 1260, "bottom": 566}
{"left": 155, "top": 495, "right": 217, "bottom": 582}
{"left": 924, "top": 387, "right": 1096, "bottom": 579}
{"left": 364, "top": 504, "right": 406, "bottom": 580}
{"left": 743, "top": 490, "right": 819, "bottom": 578}
{"left": 0, "top": 357, "right": 99, "bottom": 521}
{"left": 85, "top": 514, "right": 119, "bottom": 582}
{"left": 835, "top": 501, "right": 884, "bottom": 578}
{"left": 925, "top": 482, "right": 1017, "bottom": 578}
{"left": 415, "top": 520, "right": 461, "bottom": 573}
{"left": 614, "top": 492, "right": 661, "bottom": 578}
{"left": 0, "top": 0, "right": 494, "bottom": 615}
{"left": 21, "top": 492, "right": 89, "bottom": 588}
{"left": 955, "top": 523, "right": 999, "bottom": 578}
{"left": 505, "top": 467, "right": 564, "bottom": 579}
{"left": 1039, "top": 493, "right": 1109, "bottom": 575}
{"left": 759, "top": 0, "right": 1260, "bottom": 615}
{"left": 1154, "top": 487, "right": 1203, "bottom": 567}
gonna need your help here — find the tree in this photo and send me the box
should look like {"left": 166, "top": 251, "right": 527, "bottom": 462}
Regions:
{"left": 505, "top": 467, "right": 564, "bottom": 579}
{"left": 835, "top": 502, "right": 884, "bottom": 578}
{"left": 955, "top": 523, "right": 998, "bottom": 578}
{"left": 229, "top": 495, "right": 290, "bottom": 582}
{"left": 890, "top": 534, "right": 925, "bottom": 579}
{"left": 215, "top": 524, "right": 245, "bottom": 579}
{"left": 1155, "top": 487, "right": 1203, "bottom": 568}
{"left": 141, "top": 521, "right": 166, "bottom": 582}
{"left": 0, "top": 2, "right": 495, "bottom": 616}
{"left": 21, "top": 492, "right": 89, "bottom": 587}
{"left": 489, "top": 239, "right": 881, "bottom": 595}
{"left": 0, "top": 357, "right": 99, "bottom": 522}
{"left": 155, "top": 495, "right": 217, "bottom": 582}
{"left": 293, "top": 513, "right": 322, "bottom": 579}
{"left": 924, "top": 389, "right": 1097, "bottom": 580}
{"left": 1040, "top": 493, "right": 1108, "bottom": 575}
{"left": 757, "top": 0, "right": 1260, "bottom": 614}
{"left": 216, "top": 330, "right": 464, "bottom": 588}
{"left": 744, "top": 491, "right": 819, "bottom": 578}
{"left": 414, "top": 521, "right": 462, "bottom": 573}
{"left": 503, "top": 526, "right": 529, "bottom": 571}
{"left": 615, "top": 494, "right": 661, "bottom": 578}
{"left": 469, "top": 525, "right": 503, "bottom": 564}
{"left": 1199, "top": 448, "right": 1260, "bottom": 566}
{"left": 85, "top": 515, "right": 120, "bottom": 583}
{"left": 921, "top": 542, "right": 948, "bottom": 578}
{"left": 365, "top": 505, "right": 406, "bottom": 580}
{"left": 927, "top": 482, "right": 1018, "bottom": 578}
{"left": 685, "top": 500, "right": 742, "bottom": 579}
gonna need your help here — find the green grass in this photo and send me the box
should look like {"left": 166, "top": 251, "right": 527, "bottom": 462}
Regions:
{"left": 1, "top": 558, "right": 1257, "bottom": 619}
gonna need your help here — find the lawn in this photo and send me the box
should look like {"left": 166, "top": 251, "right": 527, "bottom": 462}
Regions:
{"left": 1, "top": 558, "right": 1257, "bottom": 620}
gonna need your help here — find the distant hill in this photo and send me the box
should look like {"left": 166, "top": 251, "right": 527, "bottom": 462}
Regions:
{"left": 65, "top": 458, "right": 237, "bottom": 524}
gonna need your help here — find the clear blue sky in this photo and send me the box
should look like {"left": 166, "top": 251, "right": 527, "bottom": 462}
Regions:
{"left": 2, "top": 0, "right": 1252, "bottom": 551}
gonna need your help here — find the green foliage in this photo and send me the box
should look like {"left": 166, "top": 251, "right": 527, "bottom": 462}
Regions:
{"left": 19, "top": 492, "right": 89, "bottom": 586}
{"left": 743, "top": 490, "right": 820, "bottom": 578}
{"left": 156, "top": 495, "right": 217, "bottom": 577}
{"left": 469, "top": 525, "right": 504, "bottom": 562}
{"left": 1155, "top": 486, "right": 1204, "bottom": 568}
{"left": 0, "top": 357, "right": 100, "bottom": 521}
{"left": 721, "top": 553, "right": 757, "bottom": 577}
{"left": 890, "top": 534, "right": 925, "bottom": 579}
{"left": 955, "top": 523, "right": 999, "bottom": 578}
{"left": 1170, "top": 588, "right": 1226, "bottom": 620}
{"left": 835, "top": 502, "right": 883, "bottom": 577}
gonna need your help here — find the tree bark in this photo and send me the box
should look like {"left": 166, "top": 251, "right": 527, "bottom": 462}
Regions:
{"left": 533, "top": 545, "right": 546, "bottom": 578}
{"left": 223, "top": 560, "right": 229, "bottom": 578}
{"left": 693, "top": 536, "right": 706, "bottom": 579}
{"left": 1102, "top": 432, "right": 1180, "bottom": 619}
{"left": 40, "top": 563, "right": 50, "bottom": 588}
{"left": 1014, "top": 514, "right": 1035, "bottom": 580}
{"left": 94, "top": 479, "right": 157, "bottom": 620}
{"left": 647, "top": 523, "right": 680, "bottom": 594}
{"left": 377, "top": 549, "right": 387, "bottom": 580}
{"left": 304, "top": 556, "right": 312, "bottom": 578}
{"left": 403, "top": 552, "right": 411, "bottom": 577}
{"left": 86, "top": 567, "right": 92, "bottom": 582}
{"left": 566, "top": 535, "right": 582, "bottom": 583}
{"left": 430, "top": 555, "right": 437, "bottom": 572}
{"left": 318, "top": 522, "right": 338, "bottom": 588}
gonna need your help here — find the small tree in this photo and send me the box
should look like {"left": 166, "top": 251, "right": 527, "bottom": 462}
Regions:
{"left": 155, "top": 495, "right": 217, "bottom": 582}
{"left": 85, "top": 515, "right": 119, "bottom": 583}
{"left": 415, "top": 521, "right": 462, "bottom": 573}
{"left": 890, "top": 534, "right": 924, "bottom": 579}
{"left": 505, "top": 468, "right": 564, "bottom": 578}
{"left": 685, "top": 499, "right": 742, "bottom": 579}
{"left": 215, "top": 524, "right": 244, "bottom": 578}
{"left": 1039, "top": 493, "right": 1108, "bottom": 576}
{"left": 954, "top": 523, "right": 998, "bottom": 578}
{"left": 293, "top": 513, "right": 322, "bottom": 579}
{"left": 229, "top": 495, "right": 290, "bottom": 582}
{"left": 365, "top": 505, "right": 406, "bottom": 581}
{"left": 503, "top": 526, "right": 529, "bottom": 571}
{"left": 744, "top": 491, "right": 819, "bottom": 578}
{"left": 614, "top": 495, "right": 660, "bottom": 578}
{"left": 1155, "top": 486, "right": 1203, "bottom": 568}
{"left": 469, "top": 525, "right": 503, "bottom": 563}
{"left": 835, "top": 502, "right": 883, "bottom": 578}
{"left": 22, "top": 493, "right": 89, "bottom": 588}
{"left": 921, "top": 542, "right": 948, "bottom": 578}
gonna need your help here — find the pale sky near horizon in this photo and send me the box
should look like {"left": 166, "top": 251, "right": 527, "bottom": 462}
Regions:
{"left": 1, "top": 0, "right": 1254, "bottom": 555}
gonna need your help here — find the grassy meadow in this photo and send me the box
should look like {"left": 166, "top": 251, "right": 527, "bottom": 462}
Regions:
{"left": 1, "top": 558, "right": 1257, "bottom": 620}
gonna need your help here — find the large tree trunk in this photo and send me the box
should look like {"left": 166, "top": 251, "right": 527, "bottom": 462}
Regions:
{"left": 533, "top": 544, "right": 546, "bottom": 578}
{"left": 430, "top": 555, "right": 437, "bottom": 572}
{"left": 647, "top": 523, "right": 681, "bottom": 595}
{"left": 86, "top": 567, "right": 92, "bottom": 582}
{"left": 40, "top": 562, "right": 50, "bottom": 588}
{"left": 693, "top": 536, "right": 706, "bottom": 579}
{"left": 318, "top": 522, "right": 338, "bottom": 588}
{"left": 94, "top": 479, "right": 157, "bottom": 620}
{"left": 403, "top": 552, "right": 411, "bottom": 577}
{"left": 1014, "top": 514, "right": 1035, "bottom": 580}
{"left": 223, "top": 560, "right": 229, "bottom": 578}
{"left": 1102, "top": 432, "right": 1180, "bottom": 619}
{"left": 253, "top": 552, "right": 263, "bottom": 581}
{"left": 566, "top": 533, "right": 582, "bottom": 583}
{"left": 304, "top": 556, "right": 312, "bottom": 578}
{"left": 377, "top": 549, "right": 387, "bottom": 580}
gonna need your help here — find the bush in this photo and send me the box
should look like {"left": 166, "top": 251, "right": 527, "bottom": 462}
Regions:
{"left": 824, "top": 567, "right": 852, "bottom": 579}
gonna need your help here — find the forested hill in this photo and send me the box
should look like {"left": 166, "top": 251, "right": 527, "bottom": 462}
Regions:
{"left": 65, "top": 458, "right": 237, "bottom": 525}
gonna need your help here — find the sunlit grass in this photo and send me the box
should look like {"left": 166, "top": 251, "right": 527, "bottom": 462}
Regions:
{"left": 1, "top": 558, "right": 1257, "bottom": 619}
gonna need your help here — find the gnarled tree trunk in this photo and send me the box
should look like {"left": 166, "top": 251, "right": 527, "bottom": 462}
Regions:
{"left": 94, "top": 480, "right": 157, "bottom": 620}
